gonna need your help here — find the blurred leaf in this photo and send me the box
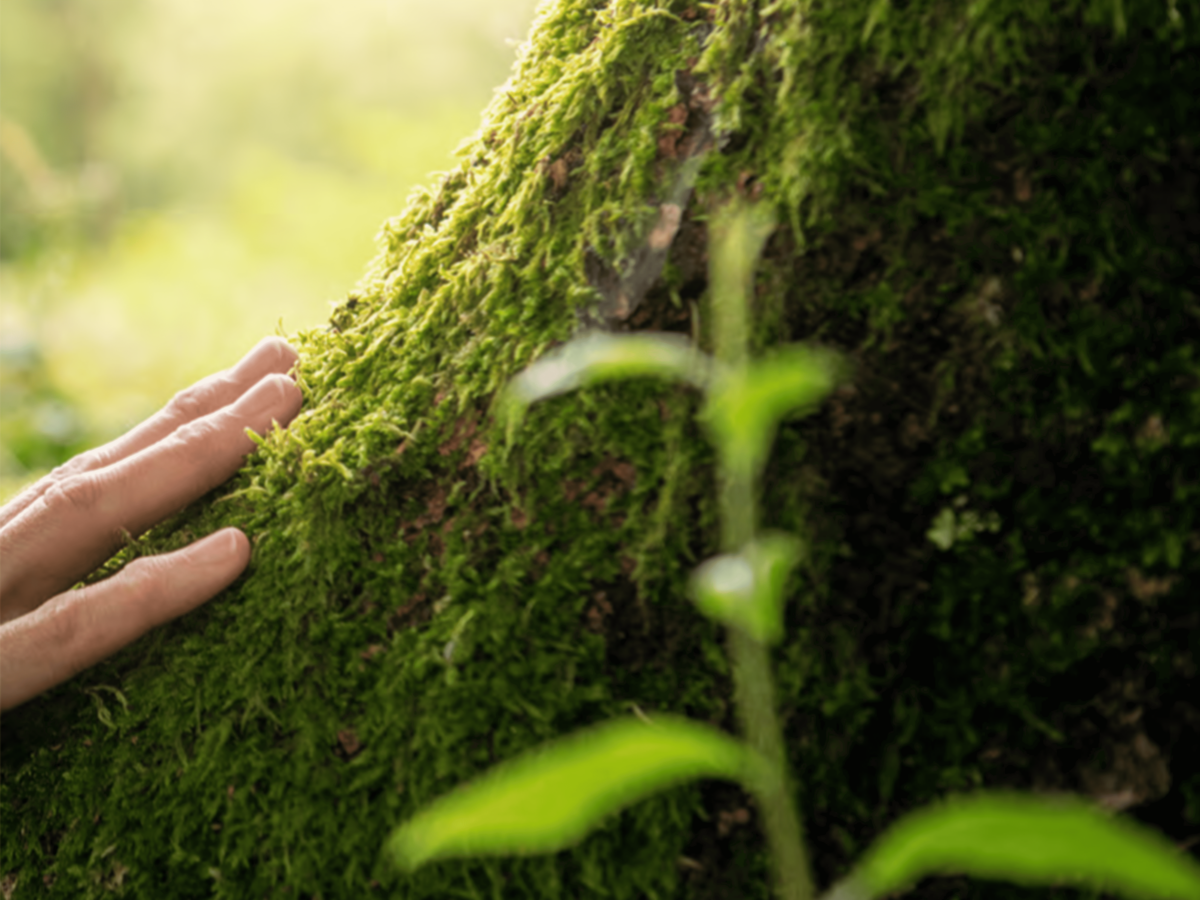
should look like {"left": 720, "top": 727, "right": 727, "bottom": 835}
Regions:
{"left": 386, "top": 715, "right": 764, "bottom": 871}
{"left": 926, "top": 507, "right": 957, "bottom": 550}
{"left": 504, "top": 331, "right": 712, "bottom": 423}
{"left": 835, "top": 793, "right": 1200, "bottom": 900}
{"left": 700, "top": 344, "right": 845, "bottom": 479}
{"left": 926, "top": 505, "right": 1002, "bottom": 552}
{"left": 691, "top": 532, "right": 803, "bottom": 644}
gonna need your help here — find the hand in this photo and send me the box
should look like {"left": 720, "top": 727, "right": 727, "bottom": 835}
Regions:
{"left": 0, "top": 337, "right": 303, "bottom": 712}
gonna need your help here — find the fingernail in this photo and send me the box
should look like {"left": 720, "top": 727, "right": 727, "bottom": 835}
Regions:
{"left": 241, "top": 373, "right": 302, "bottom": 419}
{"left": 234, "top": 337, "right": 299, "bottom": 380}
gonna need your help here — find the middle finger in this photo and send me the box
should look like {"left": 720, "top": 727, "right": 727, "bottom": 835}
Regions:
{"left": 0, "top": 337, "right": 298, "bottom": 531}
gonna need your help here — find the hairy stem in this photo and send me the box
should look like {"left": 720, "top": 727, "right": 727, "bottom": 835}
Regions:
{"left": 711, "top": 201, "right": 815, "bottom": 900}
{"left": 721, "top": 471, "right": 815, "bottom": 900}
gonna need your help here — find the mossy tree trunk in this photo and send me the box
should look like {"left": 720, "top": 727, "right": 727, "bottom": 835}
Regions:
{"left": 3, "top": 1, "right": 1198, "bottom": 897}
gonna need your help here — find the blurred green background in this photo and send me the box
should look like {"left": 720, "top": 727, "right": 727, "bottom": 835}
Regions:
{"left": 0, "top": 0, "right": 540, "bottom": 500}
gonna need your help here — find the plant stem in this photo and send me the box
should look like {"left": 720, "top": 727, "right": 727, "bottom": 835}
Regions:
{"left": 711, "top": 201, "right": 815, "bottom": 900}
{"left": 720, "top": 471, "right": 816, "bottom": 900}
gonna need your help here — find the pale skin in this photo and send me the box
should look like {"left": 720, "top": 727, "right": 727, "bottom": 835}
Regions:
{"left": 0, "top": 337, "right": 303, "bottom": 713}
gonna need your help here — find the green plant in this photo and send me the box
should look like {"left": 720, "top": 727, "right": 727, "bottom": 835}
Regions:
{"left": 384, "top": 202, "right": 1200, "bottom": 900}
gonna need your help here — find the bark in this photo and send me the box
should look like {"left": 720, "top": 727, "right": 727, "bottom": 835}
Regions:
{"left": 3, "top": 0, "right": 1198, "bottom": 897}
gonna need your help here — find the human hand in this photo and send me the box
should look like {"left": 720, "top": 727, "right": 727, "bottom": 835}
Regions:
{"left": 0, "top": 337, "right": 303, "bottom": 712}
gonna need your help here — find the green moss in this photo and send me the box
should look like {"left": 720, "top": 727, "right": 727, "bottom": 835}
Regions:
{"left": 3, "top": 0, "right": 1197, "bottom": 897}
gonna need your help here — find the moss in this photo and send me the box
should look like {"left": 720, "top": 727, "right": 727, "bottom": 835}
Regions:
{"left": 3, "top": 0, "right": 1197, "bottom": 897}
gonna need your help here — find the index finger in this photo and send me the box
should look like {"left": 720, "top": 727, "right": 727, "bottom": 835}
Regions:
{"left": 0, "top": 337, "right": 298, "bottom": 530}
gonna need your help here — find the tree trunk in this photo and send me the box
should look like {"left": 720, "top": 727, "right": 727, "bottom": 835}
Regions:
{"left": 3, "top": 0, "right": 1197, "bottom": 897}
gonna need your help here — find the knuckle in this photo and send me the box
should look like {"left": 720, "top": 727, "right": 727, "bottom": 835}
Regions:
{"left": 208, "top": 373, "right": 239, "bottom": 399}
{"left": 122, "top": 556, "right": 168, "bottom": 607}
{"left": 107, "top": 557, "right": 170, "bottom": 636}
{"left": 41, "top": 600, "right": 81, "bottom": 657}
{"left": 84, "top": 557, "right": 168, "bottom": 648}
{"left": 41, "top": 601, "right": 84, "bottom": 674}
{"left": 169, "top": 416, "right": 225, "bottom": 460}
{"left": 42, "top": 473, "right": 102, "bottom": 516}
{"left": 166, "top": 372, "right": 237, "bottom": 422}
{"left": 166, "top": 384, "right": 209, "bottom": 421}
{"left": 47, "top": 460, "right": 76, "bottom": 481}
{"left": 47, "top": 449, "right": 100, "bottom": 481}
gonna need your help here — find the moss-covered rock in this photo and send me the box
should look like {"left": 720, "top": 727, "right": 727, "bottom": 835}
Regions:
{"left": 3, "top": 0, "right": 1197, "bottom": 897}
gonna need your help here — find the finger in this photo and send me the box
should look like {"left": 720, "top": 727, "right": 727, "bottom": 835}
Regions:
{"left": 0, "top": 337, "right": 298, "bottom": 530}
{"left": 0, "top": 373, "right": 301, "bottom": 620}
{"left": 0, "top": 528, "right": 250, "bottom": 713}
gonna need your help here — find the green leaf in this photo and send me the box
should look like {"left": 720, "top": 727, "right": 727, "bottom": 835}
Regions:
{"left": 837, "top": 793, "right": 1200, "bottom": 900}
{"left": 504, "top": 331, "right": 711, "bottom": 415}
{"left": 385, "top": 716, "right": 764, "bottom": 872}
{"left": 700, "top": 344, "right": 845, "bottom": 479}
{"left": 690, "top": 532, "right": 803, "bottom": 644}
